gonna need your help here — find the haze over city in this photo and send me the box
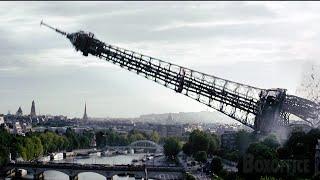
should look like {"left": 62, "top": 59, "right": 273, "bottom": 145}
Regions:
{"left": 1, "top": 1, "right": 319, "bottom": 118}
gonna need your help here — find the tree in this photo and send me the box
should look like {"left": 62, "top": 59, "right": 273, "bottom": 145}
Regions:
{"left": 16, "top": 136, "right": 44, "bottom": 161}
{"left": 235, "top": 130, "right": 254, "bottom": 154}
{"left": 31, "top": 136, "right": 43, "bottom": 158}
{"left": 262, "top": 134, "right": 280, "bottom": 150}
{"left": 182, "top": 142, "right": 192, "bottom": 156}
{"left": 127, "top": 130, "right": 147, "bottom": 143}
{"left": 79, "top": 135, "right": 90, "bottom": 148}
{"left": 96, "top": 131, "right": 106, "bottom": 148}
{"left": 246, "top": 142, "right": 277, "bottom": 161}
{"left": 237, "top": 142, "right": 278, "bottom": 179}
{"left": 284, "top": 130, "right": 307, "bottom": 159}
{"left": 105, "top": 129, "right": 129, "bottom": 146}
{"left": 1, "top": 128, "right": 96, "bottom": 164}
{"left": 183, "top": 130, "right": 219, "bottom": 157}
{"left": 0, "top": 127, "right": 13, "bottom": 165}
{"left": 185, "top": 172, "right": 196, "bottom": 180}
{"left": 282, "top": 128, "right": 320, "bottom": 176}
{"left": 208, "top": 134, "right": 219, "bottom": 155}
{"left": 163, "top": 137, "right": 181, "bottom": 160}
{"left": 211, "top": 157, "right": 223, "bottom": 175}
{"left": 189, "top": 129, "right": 209, "bottom": 154}
{"left": 149, "top": 131, "right": 160, "bottom": 143}
{"left": 194, "top": 151, "right": 207, "bottom": 163}
{"left": 65, "top": 128, "right": 80, "bottom": 149}
{"left": 0, "top": 146, "right": 9, "bottom": 166}
{"left": 128, "top": 132, "right": 146, "bottom": 143}
{"left": 224, "top": 150, "right": 240, "bottom": 162}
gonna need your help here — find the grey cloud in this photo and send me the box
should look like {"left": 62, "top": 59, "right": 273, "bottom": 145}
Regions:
{"left": 30, "top": 2, "right": 275, "bottom": 20}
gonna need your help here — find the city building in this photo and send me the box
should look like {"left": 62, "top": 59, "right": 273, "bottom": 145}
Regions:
{"left": 21, "top": 123, "right": 32, "bottom": 133}
{"left": 158, "top": 125, "right": 167, "bottom": 137}
{"left": 221, "top": 131, "right": 237, "bottom": 151}
{"left": 167, "top": 125, "right": 184, "bottom": 137}
{"left": 166, "top": 113, "right": 173, "bottom": 125}
{"left": 30, "top": 100, "right": 36, "bottom": 117}
{"left": 153, "top": 123, "right": 184, "bottom": 137}
{"left": 0, "top": 115, "right": 4, "bottom": 125}
{"left": 184, "top": 123, "right": 204, "bottom": 133}
{"left": 48, "top": 127, "right": 67, "bottom": 134}
{"left": 13, "top": 122, "right": 24, "bottom": 136}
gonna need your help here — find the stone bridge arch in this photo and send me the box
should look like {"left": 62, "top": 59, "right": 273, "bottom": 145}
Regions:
{"left": 11, "top": 167, "right": 112, "bottom": 179}
{"left": 42, "top": 169, "right": 71, "bottom": 178}
{"left": 12, "top": 168, "right": 74, "bottom": 179}
{"left": 77, "top": 171, "right": 108, "bottom": 179}
{"left": 73, "top": 170, "right": 108, "bottom": 178}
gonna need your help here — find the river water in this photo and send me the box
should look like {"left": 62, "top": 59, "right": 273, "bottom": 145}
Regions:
{"left": 21, "top": 153, "right": 148, "bottom": 180}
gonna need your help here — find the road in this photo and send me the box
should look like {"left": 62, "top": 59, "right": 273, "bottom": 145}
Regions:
{"left": 144, "top": 154, "right": 180, "bottom": 168}
{"left": 193, "top": 172, "right": 211, "bottom": 180}
{"left": 177, "top": 155, "right": 212, "bottom": 180}
{"left": 221, "top": 158, "right": 238, "bottom": 172}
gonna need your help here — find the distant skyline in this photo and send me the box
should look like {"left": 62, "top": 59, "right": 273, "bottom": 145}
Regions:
{"left": 0, "top": 2, "right": 319, "bottom": 120}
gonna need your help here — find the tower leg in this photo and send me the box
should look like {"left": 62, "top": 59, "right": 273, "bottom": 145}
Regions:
{"left": 254, "top": 89, "right": 287, "bottom": 134}
{"left": 69, "top": 175, "right": 79, "bottom": 180}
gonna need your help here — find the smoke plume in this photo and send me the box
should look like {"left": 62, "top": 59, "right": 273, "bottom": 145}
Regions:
{"left": 296, "top": 62, "right": 320, "bottom": 103}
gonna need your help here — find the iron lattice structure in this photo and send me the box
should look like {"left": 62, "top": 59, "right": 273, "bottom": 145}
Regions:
{"left": 283, "top": 95, "right": 320, "bottom": 126}
{"left": 41, "top": 22, "right": 320, "bottom": 132}
{"left": 99, "top": 44, "right": 262, "bottom": 128}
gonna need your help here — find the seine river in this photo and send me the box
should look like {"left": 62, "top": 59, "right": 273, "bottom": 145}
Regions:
{"left": 21, "top": 153, "right": 148, "bottom": 180}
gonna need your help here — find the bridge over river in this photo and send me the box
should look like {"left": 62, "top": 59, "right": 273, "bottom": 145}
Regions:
{"left": 104, "top": 140, "right": 164, "bottom": 153}
{"left": 4, "top": 162, "right": 184, "bottom": 180}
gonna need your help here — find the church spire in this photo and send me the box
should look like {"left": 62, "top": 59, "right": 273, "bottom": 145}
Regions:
{"left": 83, "top": 102, "right": 88, "bottom": 120}
{"left": 30, "top": 100, "right": 36, "bottom": 117}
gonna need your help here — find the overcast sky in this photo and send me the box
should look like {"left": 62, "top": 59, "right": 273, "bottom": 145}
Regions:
{"left": 0, "top": 1, "right": 319, "bottom": 119}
